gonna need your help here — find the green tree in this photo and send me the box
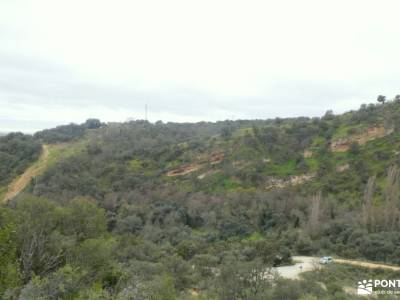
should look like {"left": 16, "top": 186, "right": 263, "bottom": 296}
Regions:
{"left": 85, "top": 119, "right": 102, "bottom": 129}
{"left": 60, "top": 197, "right": 107, "bottom": 241}
{"left": 348, "top": 142, "right": 360, "bottom": 156}
{"left": 69, "top": 237, "right": 117, "bottom": 283}
{"left": 0, "top": 223, "right": 20, "bottom": 296}
{"left": 377, "top": 95, "right": 386, "bottom": 104}
{"left": 14, "top": 197, "right": 64, "bottom": 283}
{"left": 216, "top": 257, "right": 272, "bottom": 300}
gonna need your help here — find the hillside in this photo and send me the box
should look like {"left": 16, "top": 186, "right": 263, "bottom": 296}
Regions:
{"left": 29, "top": 100, "right": 400, "bottom": 207}
{"left": 2, "top": 99, "right": 400, "bottom": 298}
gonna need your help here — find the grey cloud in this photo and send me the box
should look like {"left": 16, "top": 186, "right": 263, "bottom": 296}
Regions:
{"left": 0, "top": 53, "right": 398, "bottom": 133}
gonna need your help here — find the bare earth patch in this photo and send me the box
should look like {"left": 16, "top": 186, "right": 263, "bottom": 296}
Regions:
{"left": 331, "top": 126, "right": 393, "bottom": 152}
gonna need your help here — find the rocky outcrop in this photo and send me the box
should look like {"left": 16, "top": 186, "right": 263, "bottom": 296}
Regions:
{"left": 336, "top": 164, "right": 350, "bottom": 172}
{"left": 166, "top": 152, "right": 225, "bottom": 177}
{"left": 265, "top": 173, "right": 315, "bottom": 190}
{"left": 303, "top": 150, "right": 313, "bottom": 158}
{"left": 166, "top": 163, "right": 201, "bottom": 176}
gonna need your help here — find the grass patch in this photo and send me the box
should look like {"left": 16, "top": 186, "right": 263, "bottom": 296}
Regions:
{"left": 245, "top": 232, "right": 264, "bottom": 242}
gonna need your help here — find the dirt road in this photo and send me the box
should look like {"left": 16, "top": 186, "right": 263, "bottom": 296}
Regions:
{"left": 2, "top": 144, "right": 50, "bottom": 203}
{"left": 275, "top": 256, "right": 400, "bottom": 279}
{"left": 334, "top": 258, "right": 400, "bottom": 271}
{"left": 274, "top": 256, "right": 318, "bottom": 279}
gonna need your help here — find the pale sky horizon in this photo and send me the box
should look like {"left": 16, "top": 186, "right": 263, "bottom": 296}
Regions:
{"left": 1, "top": 0, "right": 400, "bottom": 133}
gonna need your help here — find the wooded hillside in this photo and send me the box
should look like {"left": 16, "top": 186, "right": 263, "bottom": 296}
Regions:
{"left": 2, "top": 99, "right": 400, "bottom": 299}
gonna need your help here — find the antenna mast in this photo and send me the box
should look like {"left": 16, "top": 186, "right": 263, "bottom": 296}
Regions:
{"left": 145, "top": 104, "right": 148, "bottom": 121}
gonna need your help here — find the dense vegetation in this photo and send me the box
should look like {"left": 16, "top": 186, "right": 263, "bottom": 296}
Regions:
{"left": 2, "top": 97, "right": 400, "bottom": 298}
{"left": 33, "top": 119, "right": 102, "bottom": 144}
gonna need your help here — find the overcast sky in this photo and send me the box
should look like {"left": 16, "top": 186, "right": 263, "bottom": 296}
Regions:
{"left": 1, "top": 0, "right": 400, "bottom": 132}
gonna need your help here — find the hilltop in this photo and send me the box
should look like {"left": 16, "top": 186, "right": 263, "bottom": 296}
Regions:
{"left": 12, "top": 98, "right": 400, "bottom": 206}
{"left": 2, "top": 98, "right": 400, "bottom": 298}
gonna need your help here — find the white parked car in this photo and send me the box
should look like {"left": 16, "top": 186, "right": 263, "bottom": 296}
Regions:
{"left": 319, "top": 256, "right": 333, "bottom": 264}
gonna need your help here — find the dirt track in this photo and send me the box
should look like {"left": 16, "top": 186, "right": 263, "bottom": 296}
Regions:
{"left": 334, "top": 258, "right": 400, "bottom": 271}
{"left": 2, "top": 144, "right": 49, "bottom": 203}
{"left": 275, "top": 256, "right": 400, "bottom": 280}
